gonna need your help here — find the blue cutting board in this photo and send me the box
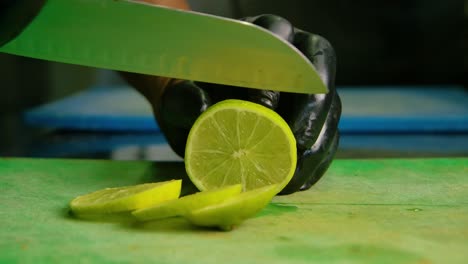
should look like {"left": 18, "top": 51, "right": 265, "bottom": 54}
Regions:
{"left": 25, "top": 87, "right": 160, "bottom": 132}
{"left": 338, "top": 86, "right": 468, "bottom": 132}
{"left": 24, "top": 86, "right": 468, "bottom": 133}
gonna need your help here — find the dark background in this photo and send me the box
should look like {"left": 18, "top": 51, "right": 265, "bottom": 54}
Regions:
{"left": 197, "top": 0, "right": 467, "bottom": 86}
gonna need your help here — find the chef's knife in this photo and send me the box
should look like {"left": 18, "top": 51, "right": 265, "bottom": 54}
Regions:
{"left": 0, "top": 0, "right": 327, "bottom": 94}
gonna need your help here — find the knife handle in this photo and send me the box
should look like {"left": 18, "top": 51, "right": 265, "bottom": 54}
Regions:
{"left": 0, "top": 0, "right": 46, "bottom": 47}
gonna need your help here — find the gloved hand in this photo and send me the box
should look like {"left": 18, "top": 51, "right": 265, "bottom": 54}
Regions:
{"left": 125, "top": 15, "right": 342, "bottom": 195}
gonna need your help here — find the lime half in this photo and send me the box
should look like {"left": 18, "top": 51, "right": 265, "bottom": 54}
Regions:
{"left": 185, "top": 184, "right": 278, "bottom": 231}
{"left": 132, "top": 184, "right": 242, "bottom": 221}
{"left": 70, "top": 180, "right": 181, "bottom": 216}
{"left": 185, "top": 99, "right": 297, "bottom": 192}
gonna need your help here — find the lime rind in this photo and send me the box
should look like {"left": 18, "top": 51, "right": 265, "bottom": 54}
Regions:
{"left": 70, "top": 180, "right": 182, "bottom": 215}
{"left": 185, "top": 99, "right": 297, "bottom": 192}
{"left": 132, "top": 184, "right": 242, "bottom": 221}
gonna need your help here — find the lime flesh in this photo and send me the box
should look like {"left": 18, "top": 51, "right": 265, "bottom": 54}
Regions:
{"left": 132, "top": 184, "right": 242, "bottom": 221}
{"left": 185, "top": 184, "right": 278, "bottom": 231}
{"left": 185, "top": 99, "right": 297, "bottom": 192}
{"left": 70, "top": 180, "right": 181, "bottom": 216}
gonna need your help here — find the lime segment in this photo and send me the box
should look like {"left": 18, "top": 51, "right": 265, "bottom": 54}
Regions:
{"left": 185, "top": 99, "right": 297, "bottom": 192}
{"left": 70, "top": 180, "right": 181, "bottom": 215}
{"left": 185, "top": 184, "right": 278, "bottom": 231}
{"left": 132, "top": 184, "right": 242, "bottom": 221}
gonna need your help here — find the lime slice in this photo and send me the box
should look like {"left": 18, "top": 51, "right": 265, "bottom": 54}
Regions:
{"left": 185, "top": 99, "right": 297, "bottom": 192}
{"left": 185, "top": 184, "right": 278, "bottom": 231}
{"left": 70, "top": 180, "right": 181, "bottom": 216}
{"left": 132, "top": 184, "right": 242, "bottom": 221}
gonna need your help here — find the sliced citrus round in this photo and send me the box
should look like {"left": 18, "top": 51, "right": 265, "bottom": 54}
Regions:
{"left": 185, "top": 99, "right": 297, "bottom": 192}
{"left": 132, "top": 184, "right": 242, "bottom": 221}
{"left": 70, "top": 180, "right": 181, "bottom": 216}
{"left": 185, "top": 184, "right": 278, "bottom": 231}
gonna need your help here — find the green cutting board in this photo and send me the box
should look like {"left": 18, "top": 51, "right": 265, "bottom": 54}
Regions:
{"left": 1, "top": 158, "right": 467, "bottom": 263}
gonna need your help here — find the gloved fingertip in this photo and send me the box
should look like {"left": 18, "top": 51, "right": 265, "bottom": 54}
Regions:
{"left": 247, "top": 89, "right": 280, "bottom": 110}
{"left": 160, "top": 81, "right": 212, "bottom": 129}
{"left": 300, "top": 130, "right": 339, "bottom": 191}
{"left": 293, "top": 32, "right": 334, "bottom": 61}
{"left": 247, "top": 14, "right": 295, "bottom": 43}
{"left": 292, "top": 32, "right": 336, "bottom": 89}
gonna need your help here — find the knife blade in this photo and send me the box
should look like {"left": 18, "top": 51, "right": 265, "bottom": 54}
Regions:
{"left": 0, "top": 0, "right": 327, "bottom": 94}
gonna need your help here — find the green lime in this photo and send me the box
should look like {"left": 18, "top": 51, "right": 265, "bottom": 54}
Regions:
{"left": 132, "top": 184, "right": 242, "bottom": 221}
{"left": 70, "top": 180, "right": 181, "bottom": 216}
{"left": 185, "top": 184, "right": 278, "bottom": 231}
{"left": 185, "top": 99, "right": 297, "bottom": 192}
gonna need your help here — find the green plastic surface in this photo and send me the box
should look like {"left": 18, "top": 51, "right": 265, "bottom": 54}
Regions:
{"left": 1, "top": 158, "right": 467, "bottom": 263}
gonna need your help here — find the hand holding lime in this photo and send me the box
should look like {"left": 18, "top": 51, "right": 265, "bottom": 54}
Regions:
{"left": 69, "top": 99, "right": 298, "bottom": 230}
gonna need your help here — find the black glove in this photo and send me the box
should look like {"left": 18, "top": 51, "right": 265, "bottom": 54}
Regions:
{"left": 156, "top": 14, "right": 342, "bottom": 195}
